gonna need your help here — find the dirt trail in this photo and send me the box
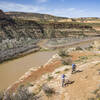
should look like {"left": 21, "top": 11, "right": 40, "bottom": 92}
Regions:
{"left": 61, "top": 60, "right": 100, "bottom": 100}
{"left": 37, "top": 37, "right": 100, "bottom": 50}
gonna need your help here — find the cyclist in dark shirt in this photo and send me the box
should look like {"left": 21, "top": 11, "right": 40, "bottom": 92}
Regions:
{"left": 62, "top": 74, "right": 65, "bottom": 87}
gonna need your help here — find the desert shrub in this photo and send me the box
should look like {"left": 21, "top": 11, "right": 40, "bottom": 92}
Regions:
{"left": 12, "top": 85, "right": 37, "bottom": 100}
{"left": 76, "top": 46, "right": 83, "bottom": 50}
{"left": 62, "top": 58, "right": 72, "bottom": 65}
{"left": 79, "top": 56, "right": 88, "bottom": 60}
{"left": 42, "top": 84, "right": 55, "bottom": 97}
{"left": 64, "top": 68, "right": 69, "bottom": 71}
{"left": 47, "top": 75, "right": 53, "bottom": 81}
{"left": 3, "top": 85, "right": 39, "bottom": 100}
{"left": 55, "top": 71, "right": 60, "bottom": 74}
{"left": 93, "top": 89, "right": 99, "bottom": 94}
{"left": 13, "top": 85, "right": 30, "bottom": 100}
{"left": 58, "top": 50, "right": 69, "bottom": 57}
{"left": 26, "top": 83, "right": 34, "bottom": 87}
{"left": 96, "top": 93, "right": 100, "bottom": 99}
{"left": 86, "top": 45, "right": 93, "bottom": 50}
{"left": 3, "top": 92, "right": 12, "bottom": 100}
{"left": 0, "top": 91, "right": 4, "bottom": 100}
{"left": 76, "top": 56, "right": 88, "bottom": 62}
{"left": 88, "top": 98, "right": 95, "bottom": 100}
{"left": 89, "top": 87, "right": 100, "bottom": 100}
{"left": 62, "top": 61, "right": 70, "bottom": 65}
{"left": 88, "top": 45, "right": 93, "bottom": 49}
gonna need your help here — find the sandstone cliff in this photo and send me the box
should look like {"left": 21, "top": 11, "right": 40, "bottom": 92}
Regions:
{"left": 0, "top": 9, "right": 97, "bottom": 41}
{"left": 0, "top": 9, "right": 98, "bottom": 63}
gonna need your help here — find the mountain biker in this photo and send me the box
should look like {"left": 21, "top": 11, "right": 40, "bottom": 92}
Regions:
{"left": 62, "top": 74, "right": 65, "bottom": 87}
{"left": 72, "top": 64, "right": 76, "bottom": 74}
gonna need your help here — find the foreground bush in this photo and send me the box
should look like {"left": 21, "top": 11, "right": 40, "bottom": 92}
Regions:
{"left": 2, "top": 85, "right": 39, "bottom": 100}
{"left": 88, "top": 86, "right": 100, "bottom": 100}
{"left": 42, "top": 84, "right": 55, "bottom": 97}
{"left": 0, "top": 91, "right": 4, "bottom": 100}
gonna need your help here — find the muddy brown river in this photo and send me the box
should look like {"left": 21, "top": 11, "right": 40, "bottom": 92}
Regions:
{"left": 0, "top": 51, "right": 56, "bottom": 91}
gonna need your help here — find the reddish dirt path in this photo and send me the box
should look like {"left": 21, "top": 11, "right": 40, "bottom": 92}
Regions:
{"left": 8, "top": 59, "right": 62, "bottom": 92}
{"left": 70, "top": 51, "right": 93, "bottom": 61}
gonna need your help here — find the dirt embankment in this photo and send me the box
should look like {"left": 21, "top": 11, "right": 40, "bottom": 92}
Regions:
{"left": 0, "top": 45, "right": 40, "bottom": 63}
{"left": 6, "top": 54, "right": 62, "bottom": 92}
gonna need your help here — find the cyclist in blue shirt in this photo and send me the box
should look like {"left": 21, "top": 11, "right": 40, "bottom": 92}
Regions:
{"left": 72, "top": 64, "right": 76, "bottom": 74}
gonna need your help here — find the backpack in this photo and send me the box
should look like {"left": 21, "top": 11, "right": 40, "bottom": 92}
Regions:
{"left": 72, "top": 64, "right": 76, "bottom": 69}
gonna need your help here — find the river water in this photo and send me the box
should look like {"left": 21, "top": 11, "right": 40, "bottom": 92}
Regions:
{"left": 0, "top": 51, "right": 56, "bottom": 91}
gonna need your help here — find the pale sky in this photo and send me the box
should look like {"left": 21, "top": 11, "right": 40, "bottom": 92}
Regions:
{"left": 0, "top": 0, "right": 99, "bottom": 18}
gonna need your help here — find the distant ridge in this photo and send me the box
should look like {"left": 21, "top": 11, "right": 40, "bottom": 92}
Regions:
{"left": 5, "top": 11, "right": 68, "bottom": 22}
{"left": 0, "top": 9, "right": 8, "bottom": 19}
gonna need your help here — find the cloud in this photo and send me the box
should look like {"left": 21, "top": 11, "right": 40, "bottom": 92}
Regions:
{"left": 0, "top": 1, "right": 45, "bottom": 12}
{"left": 0, "top": 1, "right": 98, "bottom": 18}
{"left": 45, "top": 8, "right": 86, "bottom": 18}
{"left": 36, "top": 0, "right": 48, "bottom": 3}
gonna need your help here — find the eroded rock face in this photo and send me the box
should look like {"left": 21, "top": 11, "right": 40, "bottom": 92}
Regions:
{"left": 0, "top": 10, "right": 97, "bottom": 63}
{"left": 0, "top": 9, "right": 5, "bottom": 15}
{"left": 0, "top": 9, "right": 11, "bottom": 21}
{"left": 0, "top": 10, "right": 95, "bottom": 49}
{"left": 0, "top": 10, "right": 96, "bottom": 41}
{"left": 0, "top": 9, "right": 7, "bottom": 18}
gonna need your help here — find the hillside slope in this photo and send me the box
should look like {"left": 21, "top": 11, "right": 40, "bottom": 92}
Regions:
{"left": 0, "top": 10, "right": 96, "bottom": 41}
{"left": 2, "top": 51, "right": 100, "bottom": 100}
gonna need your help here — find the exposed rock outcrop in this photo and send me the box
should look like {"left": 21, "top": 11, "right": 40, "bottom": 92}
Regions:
{"left": 0, "top": 10, "right": 96, "bottom": 41}
{"left": 0, "top": 10, "right": 98, "bottom": 63}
